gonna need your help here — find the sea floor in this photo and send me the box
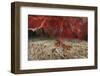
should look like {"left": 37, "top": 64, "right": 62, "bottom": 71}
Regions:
{"left": 28, "top": 38, "right": 88, "bottom": 60}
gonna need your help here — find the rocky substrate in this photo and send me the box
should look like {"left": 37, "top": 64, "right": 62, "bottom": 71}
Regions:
{"left": 28, "top": 38, "right": 88, "bottom": 60}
